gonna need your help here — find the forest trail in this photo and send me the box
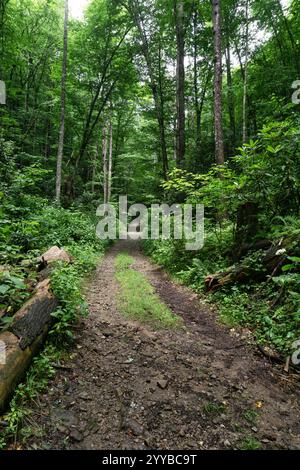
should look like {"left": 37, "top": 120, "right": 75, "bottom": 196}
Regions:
{"left": 28, "top": 241, "right": 300, "bottom": 450}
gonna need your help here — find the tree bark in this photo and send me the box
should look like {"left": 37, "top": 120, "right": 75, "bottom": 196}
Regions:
{"left": 55, "top": 0, "right": 68, "bottom": 205}
{"left": 174, "top": 0, "right": 185, "bottom": 166}
{"left": 225, "top": 39, "right": 236, "bottom": 153}
{"left": 212, "top": 0, "right": 224, "bottom": 165}
{"left": 242, "top": 0, "right": 249, "bottom": 144}
{"left": 91, "top": 138, "right": 100, "bottom": 194}
{"left": 107, "top": 121, "right": 113, "bottom": 202}
{"left": 157, "top": 35, "right": 169, "bottom": 178}
{"left": 102, "top": 125, "right": 108, "bottom": 204}
{"left": 0, "top": 279, "right": 59, "bottom": 412}
{"left": 192, "top": 7, "right": 202, "bottom": 168}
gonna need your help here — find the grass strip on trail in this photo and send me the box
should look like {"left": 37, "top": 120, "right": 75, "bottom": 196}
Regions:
{"left": 115, "top": 252, "right": 182, "bottom": 329}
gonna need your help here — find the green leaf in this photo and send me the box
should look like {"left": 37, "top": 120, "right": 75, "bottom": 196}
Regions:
{"left": 282, "top": 264, "right": 294, "bottom": 272}
{"left": 8, "top": 276, "right": 26, "bottom": 289}
{"left": 288, "top": 256, "right": 300, "bottom": 263}
{"left": 0, "top": 285, "right": 10, "bottom": 295}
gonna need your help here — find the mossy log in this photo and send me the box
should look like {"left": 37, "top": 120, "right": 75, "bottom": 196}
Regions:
{"left": 0, "top": 279, "right": 58, "bottom": 412}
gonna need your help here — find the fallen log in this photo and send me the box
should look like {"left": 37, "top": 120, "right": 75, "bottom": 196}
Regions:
{"left": 0, "top": 279, "right": 58, "bottom": 412}
{"left": 0, "top": 330, "right": 48, "bottom": 412}
{"left": 205, "top": 265, "right": 254, "bottom": 291}
{"left": 9, "top": 279, "right": 58, "bottom": 349}
{"left": 205, "top": 238, "right": 291, "bottom": 292}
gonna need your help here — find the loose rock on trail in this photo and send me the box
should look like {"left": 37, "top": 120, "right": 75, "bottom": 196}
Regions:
{"left": 28, "top": 241, "right": 300, "bottom": 450}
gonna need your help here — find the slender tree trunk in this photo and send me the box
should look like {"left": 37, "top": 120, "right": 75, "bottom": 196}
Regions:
{"left": 242, "top": 0, "right": 249, "bottom": 144}
{"left": 55, "top": 0, "right": 68, "bottom": 204}
{"left": 212, "top": 0, "right": 224, "bottom": 165}
{"left": 173, "top": 114, "right": 177, "bottom": 162}
{"left": 107, "top": 121, "right": 113, "bottom": 202}
{"left": 157, "top": 35, "right": 169, "bottom": 178}
{"left": 235, "top": 40, "right": 257, "bottom": 141}
{"left": 44, "top": 111, "right": 51, "bottom": 163}
{"left": 91, "top": 139, "right": 99, "bottom": 194}
{"left": 193, "top": 57, "right": 201, "bottom": 147}
{"left": 102, "top": 125, "right": 108, "bottom": 204}
{"left": 174, "top": 0, "right": 185, "bottom": 166}
{"left": 24, "top": 57, "right": 31, "bottom": 113}
{"left": 192, "top": 8, "right": 201, "bottom": 167}
{"left": 234, "top": 40, "right": 245, "bottom": 80}
{"left": 225, "top": 39, "right": 236, "bottom": 153}
{"left": 194, "top": 69, "right": 211, "bottom": 170}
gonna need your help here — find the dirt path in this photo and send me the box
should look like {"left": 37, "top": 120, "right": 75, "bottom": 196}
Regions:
{"left": 29, "top": 241, "right": 300, "bottom": 450}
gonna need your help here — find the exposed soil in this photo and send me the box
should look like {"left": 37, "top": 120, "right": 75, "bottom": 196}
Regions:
{"left": 27, "top": 241, "right": 300, "bottom": 450}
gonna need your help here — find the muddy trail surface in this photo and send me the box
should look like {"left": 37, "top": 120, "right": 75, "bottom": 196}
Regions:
{"left": 28, "top": 241, "right": 300, "bottom": 450}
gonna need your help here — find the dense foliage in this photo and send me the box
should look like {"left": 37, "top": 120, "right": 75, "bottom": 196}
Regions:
{"left": 144, "top": 113, "right": 300, "bottom": 354}
{"left": 0, "top": 2, "right": 300, "bottom": 438}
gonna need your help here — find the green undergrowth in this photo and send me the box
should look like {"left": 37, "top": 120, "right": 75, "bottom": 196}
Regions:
{"left": 142, "top": 218, "right": 300, "bottom": 356}
{"left": 49, "top": 243, "right": 103, "bottom": 340}
{"left": 0, "top": 207, "right": 108, "bottom": 449}
{"left": 115, "top": 252, "right": 182, "bottom": 329}
{"left": 0, "top": 344, "right": 62, "bottom": 449}
{"left": 142, "top": 119, "right": 300, "bottom": 358}
{"left": 0, "top": 203, "right": 107, "bottom": 323}
{"left": 143, "top": 221, "right": 231, "bottom": 290}
{"left": 207, "top": 282, "right": 300, "bottom": 353}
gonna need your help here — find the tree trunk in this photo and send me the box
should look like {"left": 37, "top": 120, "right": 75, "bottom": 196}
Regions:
{"left": 212, "top": 0, "right": 224, "bottom": 165}
{"left": 235, "top": 39, "right": 257, "bottom": 141}
{"left": 225, "top": 39, "right": 236, "bottom": 153}
{"left": 44, "top": 112, "right": 51, "bottom": 163}
{"left": 192, "top": 7, "right": 201, "bottom": 167}
{"left": 107, "top": 121, "right": 113, "bottom": 202}
{"left": 174, "top": 0, "right": 185, "bottom": 166}
{"left": 102, "top": 125, "right": 108, "bottom": 204}
{"left": 242, "top": 0, "right": 249, "bottom": 144}
{"left": 91, "top": 138, "right": 100, "bottom": 194}
{"left": 157, "top": 35, "right": 169, "bottom": 178}
{"left": 55, "top": 0, "right": 68, "bottom": 205}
